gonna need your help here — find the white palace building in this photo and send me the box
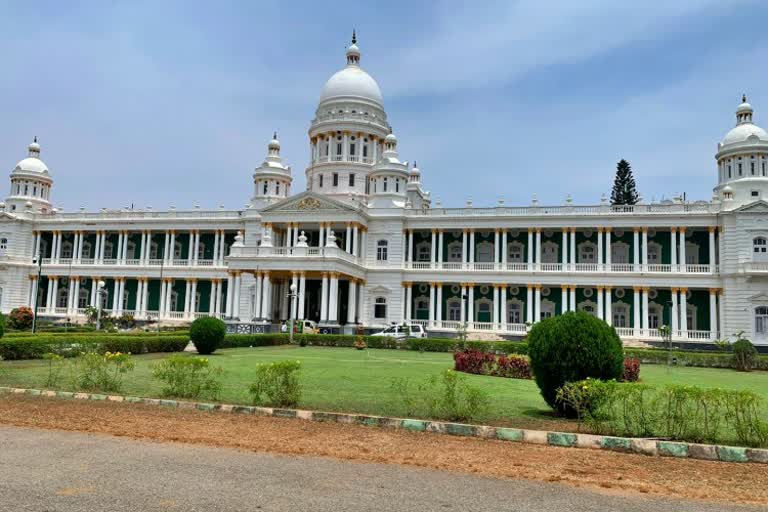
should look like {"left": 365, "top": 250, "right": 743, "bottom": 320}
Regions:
{"left": 1, "top": 34, "right": 768, "bottom": 346}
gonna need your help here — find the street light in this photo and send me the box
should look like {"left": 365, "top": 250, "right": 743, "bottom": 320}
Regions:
{"left": 287, "top": 282, "right": 298, "bottom": 344}
{"left": 96, "top": 280, "right": 107, "bottom": 330}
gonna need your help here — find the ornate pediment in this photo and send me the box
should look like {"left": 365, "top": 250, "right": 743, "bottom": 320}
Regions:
{"left": 734, "top": 200, "right": 768, "bottom": 213}
{"left": 261, "top": 191, "right": 361, "bottom": 214}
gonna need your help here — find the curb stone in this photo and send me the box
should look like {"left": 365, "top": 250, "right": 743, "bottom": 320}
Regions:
{"left": 3, "top": 387, "right": 767, "bottom": 465}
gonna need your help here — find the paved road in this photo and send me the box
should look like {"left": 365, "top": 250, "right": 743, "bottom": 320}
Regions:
{"left": 0, "top": 425, "right": 759, "bottom": 512}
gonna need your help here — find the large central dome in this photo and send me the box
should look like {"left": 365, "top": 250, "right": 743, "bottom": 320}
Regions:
{"left": 318, "top": 35, "right": 383, "bottom": 108}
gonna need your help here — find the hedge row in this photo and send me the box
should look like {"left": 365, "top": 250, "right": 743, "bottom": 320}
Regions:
{"left": 0, "top": 335, "right": 189, "bottom": 360}
{"left": 3, "top": 330, "right": 189, "bottom": 339}
{"left": 625, "top": 348, "right": 768, "bottom": 371}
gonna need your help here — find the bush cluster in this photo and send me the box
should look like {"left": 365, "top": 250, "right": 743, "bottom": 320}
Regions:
{"left": 527, "top": 311, "right": 624, "bottom": 415}
{"left": 622, "top": 358, "right": 641, "bottom": 382}
{"left": 453, "top": 349, "right": 532, "bottom": 379}
{"left": 248, "top": 360, "right": 302, "bottom": 407}
{"left": 152, "top": 355, "right": 223, "bottom": 400}
{"left": 733, "top": 338, "right": 758, "bottom": 371}
{"left": 0, "top": 334, "right": 189, "bottom": 360}
{"left": 625, "top": 347, "right": 768, "bottom": 371}
{"left": 7, "top": 307, "right": 33, "bottom": 330}
{"left": 389, "top": 370, "right": 491, "bottom": 422}
{"left": 190, "top": 317, "right": 226, "bottom": 355}
{"left": 72, "top": 351, "right": 135, "bottom": 393}
{"left": 557, "top": 379, "right": 768, "bottom": 447}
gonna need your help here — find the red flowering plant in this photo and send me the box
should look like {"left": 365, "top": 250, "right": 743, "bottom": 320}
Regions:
{"left": 454, "top": 349, "right": 532, "bottom": 380}
{"left": 622, "top": 358, "right": 641, "bottom": 382}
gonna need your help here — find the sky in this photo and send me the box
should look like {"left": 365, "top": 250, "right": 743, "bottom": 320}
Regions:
{"left": 1, "top": 0, "right": 767, "bottom": 210}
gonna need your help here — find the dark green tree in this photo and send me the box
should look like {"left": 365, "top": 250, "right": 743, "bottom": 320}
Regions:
{"left": 610, "top": 159, "right": 639, "bottom": 205}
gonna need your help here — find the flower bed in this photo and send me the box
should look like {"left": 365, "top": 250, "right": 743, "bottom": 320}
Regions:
{"left": 454, "top": 349, "right": 532, "bottom": 379}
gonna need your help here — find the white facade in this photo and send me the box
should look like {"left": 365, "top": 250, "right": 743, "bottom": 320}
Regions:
{"left": 1, "top": 35, "right": 768, "bottom": 345}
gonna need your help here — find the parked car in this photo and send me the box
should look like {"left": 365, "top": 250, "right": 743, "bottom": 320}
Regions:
{"left": 370, "top": 324, "right": 427, "bottom": 339}
{"left": 282, "top": 320, "right": 317, "bottom": 334}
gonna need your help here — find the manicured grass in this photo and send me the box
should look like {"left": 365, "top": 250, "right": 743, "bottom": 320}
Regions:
{"left": 2, "top": 346, "right": 768, "bottom": 429}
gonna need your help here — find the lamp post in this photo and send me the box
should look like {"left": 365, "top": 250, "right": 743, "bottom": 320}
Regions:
{"left": 288, "top": 282, "right": 298, "bottom": 344}
{"left": 659, "top": 324, "right": 673, "bottom": 368}
{"left": 96, "top": 280, "right": 106, "bottom": 330}
{"left": 31, "top": 255, "right": 43, "bottom": 333}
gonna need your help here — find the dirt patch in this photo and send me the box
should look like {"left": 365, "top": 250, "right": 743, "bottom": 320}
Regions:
{"left": 1, "top": 395, "right": 767, "bottom": 506}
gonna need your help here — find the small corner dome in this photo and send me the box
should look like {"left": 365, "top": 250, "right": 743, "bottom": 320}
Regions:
{"left": 722, "top": 184, "right": 734, "bottom": 193}
{"left": 268, "top": 133, "right": 280, "bottom": 150}
{"left": 13, "top": 137, "right": 49, "bottom": 174}
{"left": 737, "top": 100, "right": 753, "bottom": 114}
{"left": 385, "top": 132, "right": 397, "bottom": 144}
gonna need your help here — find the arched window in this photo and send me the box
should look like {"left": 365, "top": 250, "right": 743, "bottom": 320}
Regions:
{"left": 78, "top": 288, "right": 89, "bottom": 309}
{"left": 753, "top": 237, "right": 768, "bottom": 262}
{"left": 541, "top": 242, "right": 558, "bottom": 263}
{"left": 541, "top": 300, "right": 555, "bottom": 319}
{"left": 579, "top": 242, "right": 596, "bottom": 263}
{"left": 414, "top": 297, "right": 429, "bottom": 319}
{"left": 174, "top": 241, "right": 183, "bottom": 260}
{"left": 647, "top": 242, "right": 662, "bottom": 264}
{"left": 374, "top": 297, "right": 387, "bottom": 319}
{"left": 611, "top": 243, "right": 629, "bottom": 264}
{"left": 447, "top": 241, "right": 462, "bottom": 262}
{"left": 476, "top": 242, "right": 493, "bottom": 262}
{"left": 376, "top": 240, "right": 388, "bottom": 261}
{"left": 685, "top": 242, "right": 699, "bottom": 264}
{"left": 197, "top": 242, "right": 206, "bottom": 260}
{"left": 578, "top": 301, "right": 596, "bottom": 317}
{"left": 0, "top": 237, "right": 7, "bottom": 252}
{"left": 416, "top": 243, "right": 430, "bottom": 262}
{"left": 648, "top": 303, "right": 663, "bottom": 329}
{"left": 755, "top": 306, "right": 768, "bottom": 335}
{"left": 508, "top": 242, "right": 524, "bottom": 262}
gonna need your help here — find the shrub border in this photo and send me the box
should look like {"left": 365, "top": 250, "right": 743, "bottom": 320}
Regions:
{"left": 1, "top": 386, "right": 765, "bottom": 465}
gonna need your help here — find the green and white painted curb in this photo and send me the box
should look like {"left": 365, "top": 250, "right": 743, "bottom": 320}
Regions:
{"left": 2, "top": 386, "right": 767, "bottom": 465}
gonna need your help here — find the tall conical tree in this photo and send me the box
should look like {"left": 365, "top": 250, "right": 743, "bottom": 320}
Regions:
{"left": 610, "top": 159, "right": 639, "bottom": 205}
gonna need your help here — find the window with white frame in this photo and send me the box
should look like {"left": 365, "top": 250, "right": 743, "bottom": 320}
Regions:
{"left": 78, "top": 288, "right": 89, "bottom": 309}
{"left": 374, "top": 297, "right": 387, "bottom": 319}
{"left": 541, "top": 242, "right": 558, "bottom": 263}
{"left": 447, "top": 241, "right": 462, "bottom": 262}
{"left": 447, "top": 298, "right": 462, "bottom": 321}
{"left": 686, "top": 304, "right": 697, "bottom": 330}
{"left": 541, "top": 300, "right": 555, "bottom": 319}
{"left": 416, "top": 243, "right": 431, "bottom": 262}
{"left": 508, "top": 301, "right": 522, "bottom": 323}
{"left": 476, "top": 300, "right": 491, "bottom": 321}
{"left": 579, "top": 242, "right": 596, "bottom": 263}
{"left": 61, "top": 241, "right": 73, "bottom": 259}
{"left": 648, "top": 303, "right": 662, "bottom": 329}
{"left": 578, "top": 301, "right": 596, "bottom": 317}
{"left": 755, "top": 306, "right": 768, "bottom": 335}
{"left": 508, "top": 242, "right": 524, "bottom": 262}
{"left": 647, "top": 242, "right": 662, "bottom": 264}
{"left": 611, "top": 243, "right": 629, "bottom": 264}
{"left": 376, "top": 240, "right": 388, "bottom": 261}
{"left": 685, "top": 243, "right": 699, "bottom": 264}
{"left": 415, "top": 297, "right": 429, "bottom": 318}
{"left": 0, "top": 237, "right": 7, "bottom": 253}
{"left": 754, "top": 237, "right": 768, "bottom": 262}
{"left": 197, "top": 242, "right": 206, "bottom": 260}
{"left": 612, "top": 303, "right": 629, "bottom": 327}
{"left": 475, "top": 242, "right": 493, "bottom": 262}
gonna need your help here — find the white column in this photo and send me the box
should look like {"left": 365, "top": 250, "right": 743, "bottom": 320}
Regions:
{"left": 469, "top": 230, "right": 475, "bottom": 265}
{"left": 261, "top": 273, "right": 272, "bottom": 320}
{"left": 325, "top": 224, "right": 332, "bottom": 245}
{"left": 467, "top": 285, "right": 475, "bottom": 327}
{"left": 67, "top": 277, "right": 76, "bottom": 314}
{"left": 633, "top": 228, "right": 640, "bottom": 271}
{"left": 134, "top": 279, "right": 143, "bottom": 317}
{"left": 605, "top": 287, "right": 613, "bottom": 326}
{"left": 709, "top": 289, "right": 718, "bottom": 340}
{"left": 436, "top": 284, "right": 443, "bottom": 325}
{"left": 89, "top": 278, "right": 97, "bottom": 307}
{"left": 535, "top": 229, "right": 541, "bottom": 269}
{"left": 679, "top": 228, "right": 687, "bottom": 272}
{"left": 492, "top": 285, "right": 499, "bottom": 327}
{"left": 679, "top": 288, "right": 688, "bottom": 336}
{"left": 360, "top": 229, "right": 367, "bottom": 260}
{"left": 670, "top": 228, "right": 678, "bottom": 271}
{"left": 526, "top": 285, "right": 533, "bottom": 324}
{"left": 116, "top": 232, "right": 124, "bottom": 264}
{"left": 534, "top": 286, "right": 542, "bottom": 323}
{"left": 218, "top": 231, "right": 225, "bottom": 262}
{"left": 501, "top": 230, "right": 508, "bottom": 267}
{"left": 93, "top": 232, "right": 101, "bottom": 263}
{"left": 345, "top": 224, "right": 352, "bottom": 252}
{"left": 191, "top": 280, "right": 198, "bottom": 317}
{"left": 597, "top": 228, "right": 604, "bottom": 271}
{"left": 254, "top": 272, "right": 263, "bottom": 319}
{"left": 708, "top": 227, "right": 717, "bottom": 272}
{"left": 641, "top": 288, "right": 649, "bottom": 332}
{"left": 298, "top": 273, "right": 306, "bottom": 319}
{"left": 116, "top": 279, "right": 125, "bottom": 314}
{"left": 212, "top": 230, "right": 220, "bottom": 265}
{"left": 500, "top": 286, "right": 507, "bottom": 330}
{"left": 320, "top": 273, "right": 329, "bottom": 322}
{"left": 597, "top": 286, "right": 604, "bottom": 320}
{"left": 494, "top": 230, "right": 500, "bottom": 266}
{"left": 214, "top": 280, "right": 222, "bottom": 316}
{"left": 184, "top": 280, "right": 192, "bottom": 318}
{"left": 121, "top": 232, "right": 129, "bottom": 262}
{"left": 48, "top": 277, "right": 58, "bottom": 313}
{"left": 293, "top": 225, "right": 299, "bottom": 247}
{"left": 605, "top": 228, "right": 612, "bottom": 270}
{"left": 429, "top": 283, "right": 435, "bottom": 326}
{"left": 286, "top": 225, "right": 294, "bottom": 248}
{"left": 408, "top": 230, "right": 414, "bottom": 264}
{"left": 438, "top": 230, "right": 444, "bottom": 265}
{"left": 141, "top": 279, "right": 149, "bottom": 317}
{"left": 225, "top": 274, "right": 234, "bottom": 318}
{"left": 569, "top": 229, "right": 576, "bottom": 267}
{"left": 671, "top": 288, "right": 679, "bottom": 335}
{"left": 561, "top": 229, "right": 568, "bottom": 269}
{"left": 193, "top": 231, "right": 200, "bottom": 263}
{"left": 328, "top": 273, "right": 338, "bottom": 323}
{"left": 318, "top": 223, "right": 325, "bottom": 248}
{"left": 72, "top": 278, "right": 81, "bottom": 313}
{"left": 34, "top": 231, "right": 42, "bottom": 259}
{"left": 527, "top": 229, "right": 534, "bottom": 270}
{"left": 460, "top": 285, "right": 467, "bottom": 324}
{"left": 633, "top": 287, "right": 641, "bottom": 336}
{"left": 352, "top": 225, "right": 359, "bottom": 257}
{"left": 159, "top": 280, "right": 168, "bottom": 317}
{"left": 342, "top": 132, "right": 348, "bottom": 161}
{"left": 166, "top": 280, "right": 174, "bottom": 317}
{"left": 347, "top": 279, "right": 357, "bottom": 323}
{"left": 233, "top": 272, "right": 242, "bottom": 319}
{"left": 461, "top": 230, "right": 468, "bottom": 266}
{"left": 569, "top": 286, "right": 576, "bottom": 312}
{"left": 404, "top": 283, "right": 412, "bottom": 322}
{"left": 561, "top": 286, "right": 568, "bottom": 314}
{"left": 430, "top": 230, "right": 437, "bottom": 266}
{"left": 641, "top": 228, "right": 649, "bottom": 269}
{"left": 187, "top": 232, "right": 194, "bottom": 261}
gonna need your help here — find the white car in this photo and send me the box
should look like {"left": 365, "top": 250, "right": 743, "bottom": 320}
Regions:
{"left": 371, "top": 324, "right": 427, "bottom": 339}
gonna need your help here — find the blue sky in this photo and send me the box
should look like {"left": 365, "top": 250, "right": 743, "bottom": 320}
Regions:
{"left": 1, "top": 0, "right": 767, "bottom": 210}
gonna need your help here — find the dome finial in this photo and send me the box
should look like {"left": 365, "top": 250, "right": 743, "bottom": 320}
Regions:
{"left": 743, "top": 94, "right": 747, "bottom": 103}
{"left": 352, "top": 29, "right": 356, "bottom": 45}
{"left": 273, "top": 131, "right": 278, "bottom": 140}
{"left": 33, "top": 136, "right": 38, "bottom": 143}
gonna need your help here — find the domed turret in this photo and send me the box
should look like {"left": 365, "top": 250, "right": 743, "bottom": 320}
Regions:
{"left": 251, "top": 133, "right": 292, "bottom": 208}
{"left": 318, "top": 30, "right": 383, "bottom": 108}
{"left": 6, "top": 137, "right": 54, "bottom": 214}
{"left": 368, "top": 129, "right": 409, "bottom": 208}
{"left": 715, "top": 96, "right": 768, "bottom": 208}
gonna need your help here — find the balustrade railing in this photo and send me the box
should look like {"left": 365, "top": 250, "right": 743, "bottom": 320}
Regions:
{"left": 401, "top": 261, "right": 717, "bottom": 274}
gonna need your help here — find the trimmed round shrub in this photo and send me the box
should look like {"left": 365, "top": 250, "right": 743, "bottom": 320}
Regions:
{"left": 8, "top": 307, "right": 34, "bottom": 330}
{"left": 527, "top": 311, "right": 624, "bottom": 416}
{"left": 190, "top": 317, "right": 226, "bottom": 355}
{"left": 733, "top": 338, "right": 758, "bottom": 372}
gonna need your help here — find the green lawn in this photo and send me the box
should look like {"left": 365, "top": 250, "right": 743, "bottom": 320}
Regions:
{"left": 2, "top": 346, "right": 768, "bottom": 430}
